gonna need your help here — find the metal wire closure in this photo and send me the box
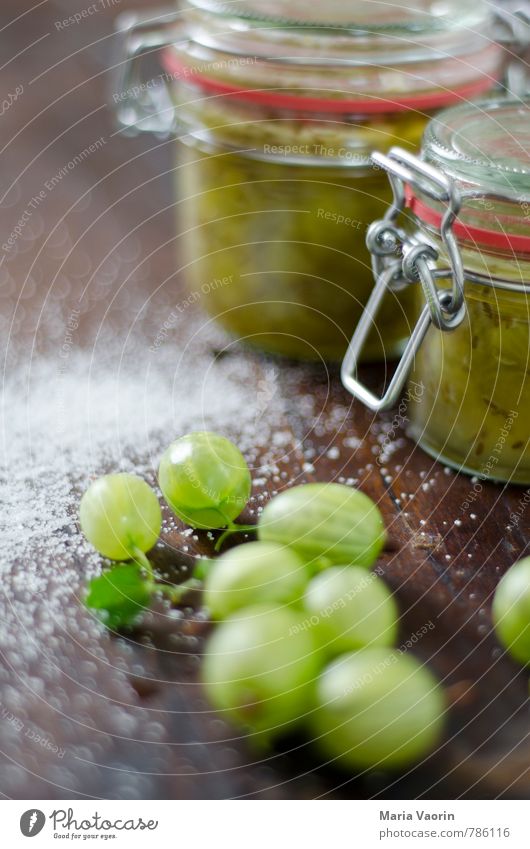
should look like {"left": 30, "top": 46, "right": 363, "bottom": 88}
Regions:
{"left": 495, "top": 3, "right": 530, "bottom": 94}
{"left": 113, "top": 7, "right": 184, "bottom": 134}
{"left": 495, "top": 2, "right": 530, "bottom": 47}
{"left": 341, "top": 147, "right": 467, "bottom": 412}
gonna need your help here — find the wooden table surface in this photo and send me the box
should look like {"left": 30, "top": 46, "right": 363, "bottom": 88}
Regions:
{"left": 0, "top": 0, "right": 529, "bottom": 800}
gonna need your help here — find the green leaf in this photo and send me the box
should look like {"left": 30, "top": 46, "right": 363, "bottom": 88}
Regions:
{"left": 85, "top": 564, "right": 152, "bottom": 630}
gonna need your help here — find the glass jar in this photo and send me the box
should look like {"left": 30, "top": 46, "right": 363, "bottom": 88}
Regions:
{"left": 116, "top": 0, "right": 503, "bottom": 361}
{"left": 341, "top": 97, "right": 530, "bottom": 484}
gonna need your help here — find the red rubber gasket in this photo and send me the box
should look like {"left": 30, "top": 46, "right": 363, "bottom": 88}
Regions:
{"left": 163, "top": 49, "right": 496, "bottom": 114}
{"left": 405, "top": 188, "right": 530, "bottom": 255}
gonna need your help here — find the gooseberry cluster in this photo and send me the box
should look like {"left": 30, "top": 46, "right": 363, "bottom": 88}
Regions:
{"left": 79, "top": 431, "right": 445, "bottom": 770}
{"left": 203, "top": 493, "right": 445, "bottom": 768}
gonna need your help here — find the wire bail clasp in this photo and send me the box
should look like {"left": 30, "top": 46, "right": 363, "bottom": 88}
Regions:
{"left": 341, "top": 147, "right": 467, "bottom": 411}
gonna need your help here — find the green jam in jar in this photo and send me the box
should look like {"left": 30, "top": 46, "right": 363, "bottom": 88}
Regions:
{"left": 161, "top": 0, "right": 500, "bottom": 361}
{"left": 408, "top": 280, "right": 530, "bottom": 483}
{"left": 177, "top": 130, "right": 422, "bottom": 361}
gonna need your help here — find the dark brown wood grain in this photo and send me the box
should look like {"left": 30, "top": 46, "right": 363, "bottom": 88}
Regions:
{"left": 0, "top": 0, "right": 528, "bottom": 800}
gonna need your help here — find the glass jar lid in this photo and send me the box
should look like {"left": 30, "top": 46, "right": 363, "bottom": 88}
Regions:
{"left": 410, "top": 98, "right": 530, "bottom": 255}
{"left": 424, "top": 98, "right": 530, "bottom": 195}
{"left": 187, "top": 0, "right": 488, "bottom": 32}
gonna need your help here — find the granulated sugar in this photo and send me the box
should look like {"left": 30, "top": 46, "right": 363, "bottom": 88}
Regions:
{"left": 0, "top": 319, "right": 292, "bottom": 629}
